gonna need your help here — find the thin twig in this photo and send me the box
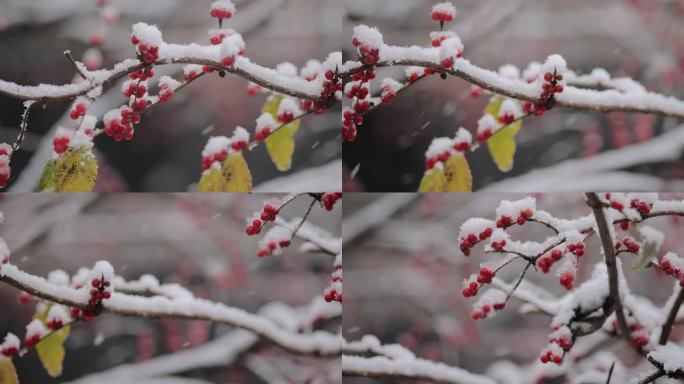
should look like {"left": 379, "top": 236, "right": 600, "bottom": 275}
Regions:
{"left": 64, "top": 50, "right": 88, "bottom": 80}
{"left": 505, "top": 261, "right": 533, "bottom": 303}
{"left": 606, "top": 361, "right": 615, "bottom": 384}
{"left": 659, "top": 287, "right": 684, "bottom": 345}
{"left": 291, "top": 196, "right": 318, "bottom": 240}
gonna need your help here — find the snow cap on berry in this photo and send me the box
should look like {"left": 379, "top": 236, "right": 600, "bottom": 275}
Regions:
{"left": 0, "top": 143, "right": 12, "bottom": 157}
{"left": 210, "top": 0, "right": 236, "bottom": 18}
{"left": 89, "top": 260, "right": 115, "bottom": 285}
{"left": 300, "top": 59, "right": 322, "bottom": 81}
{"left": 453, "top": 128, "right": 472, "bottom": 148}
{"left": 499, "top": 99, "right": 521, "bottom": 120}
{"left": 25, "top": 319, "right": 47, "bottom": 340}
{"left": 352, "top": 25, "right": 384, "bottom": 51}
{"left": 495, "top": 197, "right": 536, "bottom": 219}
{"left": 47, "top": 305, "right": 70, "bottom": 326}
{"left": 230, "top": 126, "right": 250, "bottom": 147}
{"left": 425, "top": 137, "right": 455, "bottom": 169}
{"left": 131, "top": 22, "right": 162, "bottom": 47}
{"left": 459, "top": 218, "right": 495, "bottom": 240}
{"left": 159, "top": 76, "right": 181, "bottom": 92}
{"left": 381, "top": 78, "right": 402, "bottom": 94}
{"left": 183, "top": 64, "right": 204, "bottom": 80}
{"left": 220, "top": 33, "right": 245, "bottom": 65}
{"left": 201, "top": 136, "right": 231, "bottom": 168}
{"left": 0, "top": 333, "right": 19, "bottom": 356}
{"left": 477, "top": 114, "right": 498, "bottom": 135}
{"left": 277, "top": 98, "right": 302, "bottom": 119}
{"left": 431, "top": 2, "right": 457, "bottom": 22}
{"left": 540, "top": 54, "right": 567, "bottom": 81}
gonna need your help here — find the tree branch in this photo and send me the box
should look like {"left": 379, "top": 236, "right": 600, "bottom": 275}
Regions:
{"left": 585, "top": 192, "right": 631, "bottom": 345}
{"left": 341, "top": 55, "right": 684, "bottom": 118}
{"left": 0, "top": 264, "right": 341, "bottom": 356}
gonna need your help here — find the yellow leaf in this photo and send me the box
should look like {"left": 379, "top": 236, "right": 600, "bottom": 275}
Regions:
{"left": 196, "top": 167, "right": 225, "bottom": 192}
{"left": 34, "top": 304, "right": 69, "bottom": 378}
{"left": 444, "top": 154, "right": 472, "bottom": 192}
{"left": 37, "top": 160, "right": 57, "bottom": 192}
{"left": 261, "top": 95, "right": 300, "bottom": 171}
{"left": 221, "top": 153, "right": 252, "bottom": 192}
{"left": 0, "top": 360, "right": 19, "bottom": 384}
{"left": 54, "top": 148, "right": 98, "bottom": 192}
{"left": 418, "top": 168, "right": 448, "bottom": 192}
{"left": 484, "top": 96, "right": 522, "bottom": 172}
{"left": 35, "top": 327, "right": 70, "bottom": 378}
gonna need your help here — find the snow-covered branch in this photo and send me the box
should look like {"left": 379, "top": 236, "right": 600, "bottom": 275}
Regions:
{"left": 0, "top": 263, "right": 341, "bottom": 356}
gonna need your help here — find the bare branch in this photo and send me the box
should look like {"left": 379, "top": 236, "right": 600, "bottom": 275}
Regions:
{"left": 659, "top": 287, "right": 684, "bottom": 345}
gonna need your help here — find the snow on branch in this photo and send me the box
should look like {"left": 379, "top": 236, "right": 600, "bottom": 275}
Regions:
{"left": 63, "top": 297, "right": 341, "bottom": 384}
{"left": 342, "top": 354, "right": 496, "bottom": 384}
{"left": 341, "top": 43, "right": 684, "bottom": 119}
{"left": 0, "top": 263, "right": 341, "bottom": 356}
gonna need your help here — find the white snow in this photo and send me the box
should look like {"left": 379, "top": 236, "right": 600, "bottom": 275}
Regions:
{"left": 131, "top": 23, "right": 163, "bottom": 47}
{"left": 352, "top": 25, "right": 384, "bottom": 50}
{"left": 648, "top": 344, "right": 684, "bottom": 373}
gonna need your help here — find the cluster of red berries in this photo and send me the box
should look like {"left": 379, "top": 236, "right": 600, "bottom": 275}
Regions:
{"left": 522, "top": 71, "right": 565, "bottom": 116}
{"left": 104, "top": 107, "right": 137, "bottom": 142}
{"left": 52, "top": 134, "right": 70, "bottom": 155}
{"left": 256, "top": 238, "right": 291, "bottom": 258}
{"left": 424, "top": 150, "right": 450, "bottom": 171}
{"left": 462, "top": 281, "right": 479, "bottom": 297}
{"left": 131, "top": 35, "right": 159, "bottom": 64}
{"left": 311, "top": 69, "right": 341, "bottom": 115}
{"left": 130, "top": 67, "right": 155, "bottom": 81}
{"left": 629, "top": 323, "right": 650, "bottom": 348}
{"left": 158, "top": 83, "right": 175, "bottom": 103}
{"left": 380, "top": 86, "right": 397, "bottom": 105}
{"left": 82, "top": 277, "right": 112, "bottom": 321}
{"left": 540, "top": 332, "right": 572, "bottom": 364}
{"left": 537, "top": 248, "right": 563, "bottom": 273}
{"left": 210, "top": 1, "right": 235, "bottom": 20}
{"left": 260, "top": 203, "right": 279, "bottom": 222}
{"left": 201, "top": 149, "right": 228, "bottom": 171}
{"left": 558, "top": 270, "right": 575, "bottom": 290}
{"left": 496, "top": 209, "right": 534, "bottom": 228}
{"left": 431, "top": 4, "right": 456, "bottom": 23}
{"left": 342, "top": 108, "right": 359, "bottom": 142}
{"left": 453, "top": 140, "right": 471, "bottom": 153}
{"left": 471, "top": 301, "right": 505, "bottom": 320}
{"left": 123, "top": 81, "right": 147, "bottom": 98}
{"left": 491, "top": 239, "right": 507, "bottom": 251}
{"left": 566, "top": 242, "right": 585, "bottom": 257}
{"left": 343, "top": 70, "right": 378, "bottom": 142}
{"left": 245, "top": 218, "right": 263, "bottom": 236}
{"left": 499, "top": 112, "right": 516, "bottom": 125}
{"left": 0, "top": 146, "right": 10, "bottom": 189}
{"left": 459, "top": 227, "right": 493, "bottom": 256}
{"left": 476, "top": 267, "right": 495, "bottom": 284}
{"left": 324, "top": 265, "right": 343, "bottom": 303}
{"left": 321, "top": 192, "right": 342, "bottom": 211}
{"left": 615, "top": 237, "right": 640, "bottom": 253}
{"left": 69, "top": 99, "right": 89, "bottom": 120}
{"left": 230, "top": 138, "right": 248, "bottom": 152}
{"left": 660, "top": 255, "right": 684, "bottom": 287}
{"left": 0, "top": 341, "right": 18, "bottom": 358}
{"left": 630, "top": 198, "right": 653, "bottom": 216}
{"left": 352, "top": 38, "right": 380, "bottom": 66}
